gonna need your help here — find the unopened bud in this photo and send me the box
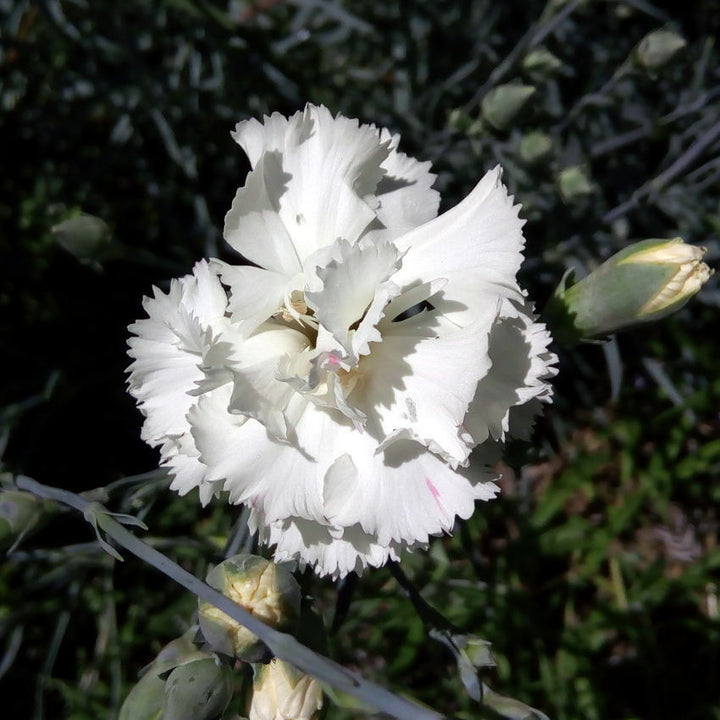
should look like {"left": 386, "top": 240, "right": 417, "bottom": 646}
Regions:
{"left": 481, "top": 84, "right": 536, "bottom": 130}
{"left": 635, "top": 30, "right": 686, "bottom": 69}
{"left": 249, "top": 660, "right": 323, "bottom": 720}
{"left": 519, "top": 131, "right": 553, "bottom": 164}
{"left": 52, "top": 214, "right": 112, "bottom": 263}
{"left": 461, "top": 635, "right": 495, "bottom": 669}
{"left": 522, "top": 49, "right": 562, "bottom": 79}
{"left": 119, "top": 631, "right": 210, "bottom": 720}
{"left": 163, "top": 657, "right": 233, "bottom": 720}
{"left": 0, "top": 486, "right": 52, "bottom": 549}
{"left": 546, "top": 238, "right": 713, "bottom": 342}
{"left": 558, "top": 165, "right": 594, "bottom": 202}
{"left": 118, "top": 670, "right": 165, "bottom": 720}
{"left": 198, "top": 554, "right": 301, "bottom": 662}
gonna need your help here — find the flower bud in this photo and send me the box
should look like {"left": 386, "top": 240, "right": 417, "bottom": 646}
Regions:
{"left": 119, "top": 631, "right": 210, "bottom": 720}
{"left": 557, "top": 165, "right": 594, "bottom": 202}
{"left": 522, "top": 48, "right": 562, "bottom": 79}
{"left": 249, "top": 660, "right": 322, "bottom": 720}
{"left": 198, "top": 554, "right": 301, "bottom": 662}
{"left": 0, "top": 485, "right": 52, "bottom": 550}
{"left": 635, "top": 30, "right": 686, "bottom": 70}
{"left": 162, "top": 657, "right": 234, "bottom": 720}
{"left": 546, "top": 238, "right": 713, "bottom": 342}
{"left": 52, "top": 213, "right": 112, "bottom": 263}
{"left": 481, "top": 84, "right": 536, "bottom": 130}
{"left": 519, "top": 131, "right": 553, "bottom": 164}
{"left": 461, "top": 635, "right": 495, "bottom": 669}
{"left": 118, "top": 625, "right": 215, "bottom": 720}
{"left": 118, "top": 670, "right": 165, "bottom": 720}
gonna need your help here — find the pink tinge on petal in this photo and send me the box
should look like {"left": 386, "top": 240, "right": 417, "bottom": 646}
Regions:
{"left": 425, "top": 476, "right": 441, "bottom": 500}
{"left": 425, "top": 477, "right": 450, "bottom": 524}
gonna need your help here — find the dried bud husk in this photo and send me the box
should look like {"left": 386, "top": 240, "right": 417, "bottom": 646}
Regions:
{"left": 635, "top": 29, "right": 686, "bottom": 69}
{"left": 481, "top": 84, "right": 536, "bottom": 130}
{"left": 198, "top": 554, "right": 301, "bottom": 662}
{"left": 249, "top": 660, "right": 322, "bottom": 720}
{"left": 546, "top": 238, "right": 713, "bottom": 342}
{"left": 162, "top": 657, "right": 234, "bottom": 720}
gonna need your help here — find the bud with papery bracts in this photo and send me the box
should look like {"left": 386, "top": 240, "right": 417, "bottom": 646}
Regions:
{"left": 249, "top": 660, "right": 322, "bottom": 720}
{"left": 545, "top": 238, "right": 713, "bottom": 343}
{"left": 198, "top": 554, "right": 301, "bottom": 662}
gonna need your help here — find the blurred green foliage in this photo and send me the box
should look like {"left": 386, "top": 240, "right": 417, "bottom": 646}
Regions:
{"left": 2, "top": 0, "right": 720, "bottom": 718}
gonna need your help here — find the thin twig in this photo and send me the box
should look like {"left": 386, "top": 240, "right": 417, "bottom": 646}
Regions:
{"left": 603, "top": 117, "right": 720, "bottom": 224}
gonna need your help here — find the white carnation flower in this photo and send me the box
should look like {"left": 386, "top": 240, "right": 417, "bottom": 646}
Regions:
{"left": 127, "top": 104, "right": 556, "bottom": 578}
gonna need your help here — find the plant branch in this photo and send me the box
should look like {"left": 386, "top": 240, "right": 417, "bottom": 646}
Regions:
{"left": 16, "top": 477, "right": 446, "bottom": 720}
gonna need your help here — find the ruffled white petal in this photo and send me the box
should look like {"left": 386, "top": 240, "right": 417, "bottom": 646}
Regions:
{"left": 362, "top": 128, "right": 440, "bottom": 243}
{"left": 223, "top": 151, "right": 302, "bottom": 276}
{"left": 224, "top": 321, "right": 311, "bottom": 439}
{"left": 391, "top": 166, "right": 526, "bottom": 327}
{"left": 161, "top": 435, "right": 219, "bottom": 506}
{"left": 306, "top": 238, "right": 402, "bottom": 362}
{"left": 127, "top": 260, "right": 227, "bottom": 446}
{"left": 359, "top": 304, "right": 498, "bottom": 468}
{"left": 231, "top": 105, "right": 387, "bottom": 266}
{"left": 251, "top": 513, "right": 406, "bottom": 580}
{"left": 465, "top": 300, "right": 557, "bottom": 445}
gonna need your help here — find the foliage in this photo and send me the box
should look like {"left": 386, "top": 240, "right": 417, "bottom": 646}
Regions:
{"left": 2, "top": 1, "right": 719, "bottom": 718}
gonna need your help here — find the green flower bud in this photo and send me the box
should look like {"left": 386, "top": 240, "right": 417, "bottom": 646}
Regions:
{"left": 163, "top": 657, "right": 234, "bottom": 720}
{"left": 249, "top": 660, "right": 322, "bottom": 720}
{"left": 119, "top": 670, "right": 165, "bottom": 720}
{"left": 119, "top": 629, "right": 214, "bottom": 720}
{"left": 198, "top": 554, "right": 301, "bottom": 662}
{"left": 558, "top": 165, "right": 594, "bottom": 202}
{"left": 546, "top": 238, "right": 713, "bottom": 342}
{"left": 522, "top": 48, "right": 562, "bottom": 79}
{"left": 635, "top": 30, "right": 686, "bottom": 70}
{"left": 52, "top": 213, "right": 112, "bottom": 262}
{"left": 0, "top": 486, "right": 52, "bottom": 550}
{"left": 461, "top": 635, "right": 495, "bottom": 669}
{"left": 481, "top": 84, "right": 536, "bottom": 130}
{"left": 447, "top": 108, "right": 472, "bottom": 133}
{"left": 519, "top": 131, "right": 553, "bottom": 164}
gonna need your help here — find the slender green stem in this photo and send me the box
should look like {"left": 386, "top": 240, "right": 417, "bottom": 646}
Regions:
{"left": 16, "top": 477, "right": 447, "bottom": 720}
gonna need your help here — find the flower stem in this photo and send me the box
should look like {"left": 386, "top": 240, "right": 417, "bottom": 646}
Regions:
{"left": 16, "top": 477, "right": 447, "bottom": 720}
